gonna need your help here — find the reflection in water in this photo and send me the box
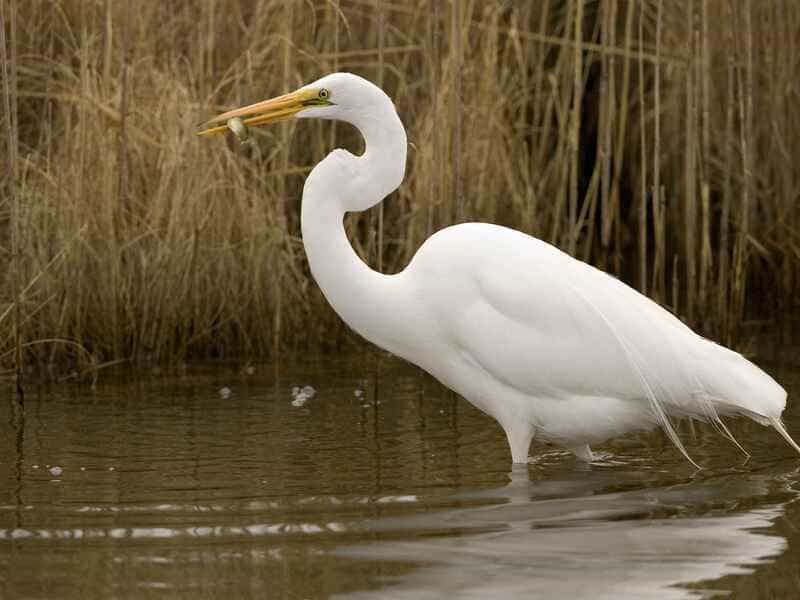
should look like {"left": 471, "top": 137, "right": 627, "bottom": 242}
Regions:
{"left": 0, "top": 356, "right": 798, "bottom": 598}
{"left": 339, "top": 465, "right": 795, "bottom": 599}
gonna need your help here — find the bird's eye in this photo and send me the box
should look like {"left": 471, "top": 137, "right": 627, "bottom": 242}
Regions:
{"left": 319, "top": 89, "right": 330, "bottom": 100}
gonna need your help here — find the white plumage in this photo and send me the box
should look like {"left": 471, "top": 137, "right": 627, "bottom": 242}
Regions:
{"left": 399, "top": 222, "right": 791, "bottom": 464}
{"left": 199, "top": 72, "right": 799, "bottom": 466}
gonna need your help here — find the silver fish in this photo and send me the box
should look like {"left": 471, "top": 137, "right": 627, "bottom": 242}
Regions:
{"left": 226, "top": 117, "right": 250, "bottom": 143}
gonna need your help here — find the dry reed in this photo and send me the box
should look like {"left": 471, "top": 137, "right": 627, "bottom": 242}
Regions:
{"left": 0, "top": 0, "right": 23, "bottom": 387}
{"left": 1, "top": 0, "right": 799, "bottom": 367}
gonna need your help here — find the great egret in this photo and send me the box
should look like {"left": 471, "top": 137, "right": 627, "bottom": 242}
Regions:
{"left": 199, "top": 72, "right": 799, "bottom": 466}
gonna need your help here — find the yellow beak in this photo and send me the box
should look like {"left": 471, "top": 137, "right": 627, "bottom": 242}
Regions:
{"left": 196, "top": 88, "right": 330, "bottom": 136}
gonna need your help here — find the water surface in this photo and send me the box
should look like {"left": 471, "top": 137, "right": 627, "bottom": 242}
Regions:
{"left": 1, "top": 354, "right": 799, "bottom": 598}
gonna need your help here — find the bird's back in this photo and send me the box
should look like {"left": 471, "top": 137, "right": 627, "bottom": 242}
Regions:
{"left": 403, "top": 222, "right": 787, "bottom": 428}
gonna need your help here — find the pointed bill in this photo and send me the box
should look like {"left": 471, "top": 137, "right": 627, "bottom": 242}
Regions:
{"left": 197, "top": 88, "right": 332, "bottom": 136}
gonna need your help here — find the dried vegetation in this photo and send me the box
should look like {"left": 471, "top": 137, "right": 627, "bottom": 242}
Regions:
{"left": 1, "top": 1, "right": 798, "bottom": 369}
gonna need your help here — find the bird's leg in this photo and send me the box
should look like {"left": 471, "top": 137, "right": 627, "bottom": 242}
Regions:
{"left": 505, "top": 425, "right": 534, "bottom": 464}
{"left": 569, "top": 444, "right": 594, "bottom": 462}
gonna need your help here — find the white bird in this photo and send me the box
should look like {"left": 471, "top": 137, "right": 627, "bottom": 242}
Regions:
{"left": 199, "top": 72, "right": 799, "bottom": 466}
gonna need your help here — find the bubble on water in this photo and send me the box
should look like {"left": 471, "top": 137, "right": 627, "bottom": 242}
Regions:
{"left": 49, "top": 466, "right": 63, "bottom": 477}
{"left": 108, "top": 467, "right": 116, "bottom": 472}
{"left": 80, "top": 467, "right": 86, "bottom": 472}
{"left": 354, "top": 389, "right": 364, "bottom": 398}
{"left": 31, "top": 464, "right": 39, "bottom": 470}
{"left": 291, "top": 385, "right": 316, "bottom": 407}
{"left": 219, "top": 386, "right": 233, "bottom": 400}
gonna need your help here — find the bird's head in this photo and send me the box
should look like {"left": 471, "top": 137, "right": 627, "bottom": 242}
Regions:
{"left": 196, "top": 72, "right": 394, "bottom": 137}
{"left": 198, "top": 72, "right": 407, "bottom": 208}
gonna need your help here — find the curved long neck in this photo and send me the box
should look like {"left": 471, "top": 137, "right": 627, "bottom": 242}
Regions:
{"left": 300, "top": 108, "right": 408, "bottom": 354}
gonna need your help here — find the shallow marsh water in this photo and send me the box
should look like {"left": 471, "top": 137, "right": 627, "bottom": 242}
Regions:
{"left": 1, "top": 354, "right": 799, "bottom": 599}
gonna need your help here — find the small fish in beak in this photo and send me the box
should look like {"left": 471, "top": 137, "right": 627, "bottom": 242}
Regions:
{"left": 226, "top": 117, "right": 250, "bottom": 144}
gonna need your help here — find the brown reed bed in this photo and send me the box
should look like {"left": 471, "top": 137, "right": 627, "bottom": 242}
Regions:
{"left": 1, "top": 0, "right": 798, "bottom": 369}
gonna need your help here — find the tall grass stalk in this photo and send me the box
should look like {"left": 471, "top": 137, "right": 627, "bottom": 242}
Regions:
{"left": 450, "top": 0, "right": 463, "bottom": 224}
{"left": 652, "top": 0, "right": 665, "bottom": 303}
{"left": 1, "top": 0, "right": 23, "bottom": 388}
{"left": 684, "top": 0, "right": 697, "bottom": 323}
{"left": 637, "top": 5, "right": 647, "bottom": 295}
{"left": 2, "top": 1, "right": 799, "bottom": 366}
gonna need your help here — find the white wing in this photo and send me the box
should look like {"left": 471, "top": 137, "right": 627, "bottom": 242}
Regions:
{"left": 407, "top": 223, "right": 789, "bottom": 460}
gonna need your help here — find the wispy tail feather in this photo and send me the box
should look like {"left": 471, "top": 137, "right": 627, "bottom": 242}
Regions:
{"left": 564, "top": 279, "right": 793, "bottom": 468}
{"left": 715, "top": 418, "right": 750, "bottom": 458}
{"left": 769, "top": 417, "right": 800, "bottom": 455}
{"left": 695, "top": 393, "right": 750, "bottom": 457}
{"left": 567, "top": 283, "right": 700, "bottom": 468}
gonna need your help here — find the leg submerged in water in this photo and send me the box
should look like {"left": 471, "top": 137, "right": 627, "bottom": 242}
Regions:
{"left": 505, "top": 425, "right": 534, "bottom": 464}
{"left": 569, "top": 444, "right": 594, "bottom": 462}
